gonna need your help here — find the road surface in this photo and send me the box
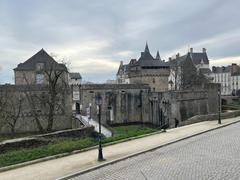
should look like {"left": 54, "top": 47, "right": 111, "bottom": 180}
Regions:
{"left": 70, "top": 122, "right": 240, "bottom": 180}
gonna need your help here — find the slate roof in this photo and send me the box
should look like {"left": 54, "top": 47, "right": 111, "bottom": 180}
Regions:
{"left": 69, "top": 72, "right": 82, "bottom": 79}
{"left": 117, "top": 64, "right": 130, "bottom": 75}
{"left": 116, "top": 43, "right": 169, "bottom": 75}
{"left": 14, "top": 49, "right": 67, "bottom": 71}
{"left": 190, "top": 52, "right": 209, "bottom": 65}
{"left": 212, "top": 66, "right": 231, "bottom": 73}
{"left": 155, "top": 51, "right": 161, "bottom": 60}
{"left": 169, "top": 54, "right": 188, "bottom": 67}
{"left": 135, "top": 43, "right": 169, "bottom": 68}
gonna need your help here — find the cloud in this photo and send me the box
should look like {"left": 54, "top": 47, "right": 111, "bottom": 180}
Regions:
{"left": 210, "top": 56, "right": 240, "bottom": 67}
{"left": 72, "top": 58, "right": 119, "bottom": 74}
{"left": 0, "top": 0, "right": 240, "bottom": 83}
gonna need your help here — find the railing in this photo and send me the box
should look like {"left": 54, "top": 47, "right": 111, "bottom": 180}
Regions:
{"left": 75, "top": 115, "right": 112, "bottom": 137}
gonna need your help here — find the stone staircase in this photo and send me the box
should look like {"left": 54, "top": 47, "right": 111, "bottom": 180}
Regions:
{"left": 75, "top": 115, "right": 113, "bottom": 137}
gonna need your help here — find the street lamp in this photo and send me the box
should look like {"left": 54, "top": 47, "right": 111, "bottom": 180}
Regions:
{"left": 95, "top": 93, "right": 104, "bottom": 161}
{"left": 139, "top": 90, "right": 143, "bottom": 127}
{"left": 218, "top": 87, "right": 221, "bottom": 124}
{"left": 89, "top": 103, "right": 92, "bottom": 119}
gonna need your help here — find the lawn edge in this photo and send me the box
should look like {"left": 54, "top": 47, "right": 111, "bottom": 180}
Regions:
{"left": 0, "top": 129, "right": 162, "bottom": 173}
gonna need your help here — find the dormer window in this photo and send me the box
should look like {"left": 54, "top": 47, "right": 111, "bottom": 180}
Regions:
{"left": 36, "top": 63, "right": 44, "bottom": 71}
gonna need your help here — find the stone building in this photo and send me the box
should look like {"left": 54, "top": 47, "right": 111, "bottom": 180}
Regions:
{"left": 116, "top": 43, "right": 170, "bottom": 92}
{"left": 168, "top": 49, "right": 211, "bottom": 90}
{"left": 69, "top": 72, "right": 82, "bottom": 85}
{"left": 211, "top": 63, "right": 240, "bottom": 95}
{"left": 14, "top": 49, "right": 68, "bottom": 85}
{"left": 69, "top": 72, "right": 82, "bottom": 113}
{"left": 0, "top": 49, "right": 73, "bottom": 134}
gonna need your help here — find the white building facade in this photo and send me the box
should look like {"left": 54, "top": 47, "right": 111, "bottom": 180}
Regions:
{"left": 211, "top": 64, "right": 240, "bottom": 96}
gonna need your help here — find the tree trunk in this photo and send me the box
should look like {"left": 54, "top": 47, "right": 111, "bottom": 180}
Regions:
{"left": 35, "top": 117, "right": 44, "bottom": 133}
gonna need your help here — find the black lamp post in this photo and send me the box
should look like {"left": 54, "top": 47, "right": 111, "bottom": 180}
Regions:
{"left": 95, "top": 93, "right": 104, "bottom": 161}
{"left": 218, "top": 87, "right": 221, "bottom": 124}
{"left": 139, "top": 90, "right": 143, "bottom": 127}
{"left": 89, "top": 103, "right": 92, "bottom": 119}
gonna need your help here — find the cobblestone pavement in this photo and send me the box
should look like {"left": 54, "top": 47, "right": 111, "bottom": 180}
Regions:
{"left": 70, "top": 122, "right": 240, "bottom": 180}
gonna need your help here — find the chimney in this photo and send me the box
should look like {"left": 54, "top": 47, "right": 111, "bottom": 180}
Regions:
{"left": 202, "top": 48, "right": 206, "bottom": 53}
{"left": 169, "top": 57, "right": 172, "bottom": 61}
{"left": 120, "top": 61, "right": 123, "bottom": 66}
{"left": 130, "top": 59, "right": 136, "bottom": 64}
{"left": 190, "top": 48, "right": 193, "bottom": 53}
{"left": 232, "top": 63, "right": 238, "bottom": 74}
{"left": 176, "top": 53, "right": 180, "bottom": 58}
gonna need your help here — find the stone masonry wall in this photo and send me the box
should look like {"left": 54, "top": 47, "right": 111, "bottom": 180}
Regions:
{"left": 0, "top": 85, "right": 72, "bottom": 134}
{"left": 129, "top": 68, "right": 170, "bottom": 92}
{"left": 78, "top": 84, "right": 150, "bottom": 125}
{"left": 77, "top": 83, "right": 219, "bottom": 128}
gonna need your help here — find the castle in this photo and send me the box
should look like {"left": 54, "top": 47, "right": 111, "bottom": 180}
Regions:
{"left": 117, "top": 43, "right": 170, "bottom": 92}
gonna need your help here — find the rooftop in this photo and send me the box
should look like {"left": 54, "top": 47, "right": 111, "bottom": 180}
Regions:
{"left": 14, "top": 49, "right": 67, "bottom": 71}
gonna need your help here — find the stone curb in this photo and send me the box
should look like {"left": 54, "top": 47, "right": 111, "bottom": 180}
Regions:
{"left": 58, "top": 119, "right": 240, "bottom": 180}
{"left": 0, "top": 129, "right": 163, "bottom": 173}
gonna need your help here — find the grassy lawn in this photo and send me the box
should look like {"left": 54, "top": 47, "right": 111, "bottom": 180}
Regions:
{"left": 103, "top": 125, "right": 160, "bottom": 143}
{"left": 0, "top": 125, "right": 160, "bottom": 168}
{"left": 222, "top": 102, "right": 240, "bottom": 112}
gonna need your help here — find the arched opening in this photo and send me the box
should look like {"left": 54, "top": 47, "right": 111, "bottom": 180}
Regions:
{"left": 76, "top": 103, "right": 80, "bottom": 114}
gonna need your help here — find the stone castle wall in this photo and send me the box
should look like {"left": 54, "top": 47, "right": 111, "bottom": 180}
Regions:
{"left": 14, "top": 70, "right": 69, "bottom": 85}
{"left": 78, "top": 84, "right": 150, "bottom": 125}
{"left": 128, "top": 68, "right": 170, "bottom": 92}
{"left": 0, "top": 85, "right": 72, "bottom": 134}
{"left": 76, "top": 83, "right": 219, "bottom": 128}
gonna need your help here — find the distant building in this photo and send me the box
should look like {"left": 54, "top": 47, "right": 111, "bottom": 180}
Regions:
{"left": 116, "top": 61, "right": 130, "bottom": 84}
{"left": 69, "top": 72, "right": 82, "bottom": 113}
{"left": 116, "top": 43, "right": 170, "bottom": 92}
{"left": 105, "top": 79, "right": 117, "bottom": 84}
{"left": 211, "top": 64, "right": 240, "bottom": 95}
{"left": 168, "top": 48, "right": 212, "bottom": 90}
{"left": 69, "top": 72, "right": 82, "bottom": 85}
{"left": 14, "top": 49, "right": 68, "bottom": 85}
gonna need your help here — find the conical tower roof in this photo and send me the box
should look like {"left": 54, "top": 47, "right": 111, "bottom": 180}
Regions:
{"left": 155, "top": 51, "right": 161, "bottom": 60}
{"left": 144, "top": 42, "right": 150, "bottom": 53}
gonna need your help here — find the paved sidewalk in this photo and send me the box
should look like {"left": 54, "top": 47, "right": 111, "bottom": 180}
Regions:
{"left": 0, "top": 117, "right": 240, "bottom": 180}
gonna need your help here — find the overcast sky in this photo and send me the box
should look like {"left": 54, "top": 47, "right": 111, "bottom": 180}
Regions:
{"left": 0, "top": 0, "right": 240, "bottom": 83}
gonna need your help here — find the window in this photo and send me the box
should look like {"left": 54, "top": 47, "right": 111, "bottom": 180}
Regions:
{"left": 153, "top": 78, "right": 155, "bottom": 84}
{"left": 36, "top": 74, "right": 44, "bottom": 84}
{"left": 36, "top": 63, "right": 44, "bottom": 71}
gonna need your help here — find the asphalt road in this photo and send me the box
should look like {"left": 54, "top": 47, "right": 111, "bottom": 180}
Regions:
{"left": 69, "top": 122, "right": 240, "bottom": 180}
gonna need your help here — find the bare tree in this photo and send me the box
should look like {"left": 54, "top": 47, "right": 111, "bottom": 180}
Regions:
{"left": 4, "top": 93, "right": 23, "bottom": 133}
{"left": 169, "top": 54, "right": 209, "bottom": 90}
{"left": 44, "top": 61, "right": 68, "bottom": 131}
{"left": 169, "top": 60, "right": 183, "bottom": 90}
{"left": 0, "top": 87, "right": 23, "bottom": 133}
{"left": 22, "top": 60, "right": 69, "bottom": 132}
{"left": 24, "top": 86, "right": 45, "bottom": 132}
